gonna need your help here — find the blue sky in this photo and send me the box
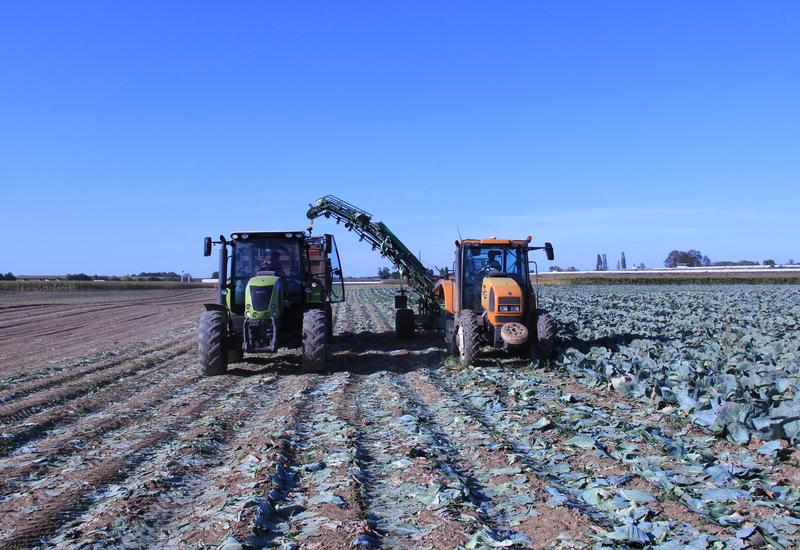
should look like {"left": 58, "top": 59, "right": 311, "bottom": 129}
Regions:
{"left": 1, "top": 1, "right": 798, "bottom": 276}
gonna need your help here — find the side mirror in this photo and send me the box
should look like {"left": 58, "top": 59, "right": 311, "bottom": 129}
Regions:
{"left": 545, "top": 242, "right": 555, "bottom": 261}
{"left": 204, "top": 237, "right": 212, "bottom": 257}
{"left": 325, "top": 234, "right": 333, "bottom": 254}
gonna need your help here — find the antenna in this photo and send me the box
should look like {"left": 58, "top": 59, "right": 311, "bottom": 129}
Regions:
{"left": 457, "top": 225, "right": 463, "bottom": 242}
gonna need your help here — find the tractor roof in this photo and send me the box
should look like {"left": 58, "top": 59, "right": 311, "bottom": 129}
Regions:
{"left": 459, "top": 237, "right": 532, "bottom": 246}
{"left": 230, "top": 231, "right": 307, "bottom": 240}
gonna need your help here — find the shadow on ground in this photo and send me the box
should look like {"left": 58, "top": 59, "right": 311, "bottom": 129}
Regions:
{"left": 227, "top": 330, "right": 446, "bottom": 376}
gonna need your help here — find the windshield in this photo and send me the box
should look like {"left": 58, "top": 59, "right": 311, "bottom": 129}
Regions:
{"left": 462, "top": 244, "right": 527, "bottom": 310}
{"left": 464, "top": 245, "right": 525, "bottom": 283}
{"left": 232, "top": 239, "right": 302, "bottom": 280}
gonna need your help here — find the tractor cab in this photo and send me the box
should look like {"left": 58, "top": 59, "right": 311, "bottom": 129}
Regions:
{"left": 200, "top": 230, "right": 344, "bottom": 375}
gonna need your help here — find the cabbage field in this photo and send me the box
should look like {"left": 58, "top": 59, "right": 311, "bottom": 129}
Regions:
{"left": 0, "top": 285, "right": 798, "bottom": 548}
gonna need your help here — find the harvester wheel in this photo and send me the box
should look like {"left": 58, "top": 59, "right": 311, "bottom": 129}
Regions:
{"left": 532, "top": 309, "right": 556, "bottom": 360}
{"left": 396, "top": 308, "right": 414, "bottom": 340}
{"left": 199, "top": 310, "right": 227, "bottom": 376}
{"left": 302, "top": 308, "right": 328, "bottom": 373}
{"left": 457, "top": 310, "right": 481, "bottom": 366}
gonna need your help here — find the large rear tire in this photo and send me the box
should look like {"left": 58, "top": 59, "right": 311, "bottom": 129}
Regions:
{"left": 457, "top": 310, "right": 481, "bottom": 366}
{"left": 302, "top": 308, "right": 328, "bottom": 373}
{"left": 199, "top": 310, "right": 228, "bottom": 376}
{"left": 531, "top": 309, "right": 556, "bottom": 360}
{"left": 396, "top": 308, "right": 414, "bottom": 340}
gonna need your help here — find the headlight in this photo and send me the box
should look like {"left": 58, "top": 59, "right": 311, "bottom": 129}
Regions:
{"left": 498, "top": 305, "right": 520, "bottom": 312}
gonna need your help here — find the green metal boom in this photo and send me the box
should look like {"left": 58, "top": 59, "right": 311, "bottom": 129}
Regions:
{"left": 306, "top": 195, "right": 436, "bottom": 299}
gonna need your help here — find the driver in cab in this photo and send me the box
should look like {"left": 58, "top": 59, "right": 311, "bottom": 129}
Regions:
{"left": 257, "top": 250, "right": 285, "bottom": 276}
{"left": 485, "top": 251, "right": 502, "bottom": 273}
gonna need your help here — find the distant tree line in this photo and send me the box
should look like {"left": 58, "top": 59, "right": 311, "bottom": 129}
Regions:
{"left": 664, "top": 251, "right": 793, "bottom": 268}
{"left": 377, "top": 267, "right": 400, "bottom": 279}
{"left": 663, "top": 250, "right": 711, "bottom": 268}
{"left": 0, "top": 272, "right": 16, "bottom": 281}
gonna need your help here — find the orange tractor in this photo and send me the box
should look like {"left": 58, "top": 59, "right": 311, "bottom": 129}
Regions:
{"left": 306, "top": 196, "right": 556, "bottom": 366}
{"left": 435, "top": 237, "right": 556, "bottom": 365}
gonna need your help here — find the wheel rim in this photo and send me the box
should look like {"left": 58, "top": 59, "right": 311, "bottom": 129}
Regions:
{"left": 457, "top": 325, "right": 466, "bottom": 361}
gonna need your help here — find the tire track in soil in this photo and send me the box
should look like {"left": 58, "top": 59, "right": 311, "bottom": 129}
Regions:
{"left": 0, "top": 354, "right": 202, "bottom": 494}
{"left": 0, "top": 337, "right": 195, "bottom": 425}
{"left": 466, "top": 364, "right": 800, "bottom": 541}
{"left": 0, "top": 374, "right": 242, "bottom": 548}
{"left": 0, "top": 327, "right": 193, "bottom": 404}
{"left": 47, "top": 373, "right": 281, "bottom": 548}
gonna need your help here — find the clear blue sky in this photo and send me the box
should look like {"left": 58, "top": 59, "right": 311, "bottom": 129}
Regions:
{"left": 1, "top": 2, "right": 798, "bottom": 276}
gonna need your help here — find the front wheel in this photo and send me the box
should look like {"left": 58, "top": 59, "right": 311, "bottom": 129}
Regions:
{"left": 199, "top": 310, "right": 228, "bottom": 376}
{"left": 457, "top": 310, "right": 481, "bottom": 366}
{"left": 302, "top": 308, "right": 328, "bottom": 373}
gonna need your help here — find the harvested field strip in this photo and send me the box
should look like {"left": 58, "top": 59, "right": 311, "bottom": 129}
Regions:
{"left": 47, "top": 374, "right": 280, "bottom": 548}
{"left": 0, "top": 337, "right": 195, "bottom": 424}
{"left": 245, "top": 374, "right": 376, "bottom": 547}
{"left": 386, "top": 373, "right": 532, "bottom": 547}
{"left": 164, "top": 374, "right": 318, "bottom": 546}
{"left": 350, "top": 371, "right": 486, "bottom": 548}
{"left": 0, "top": 374, "right": 241, "bottom": 548}
{"left": 0, "top": 357, "right": 201, "bottom": 490}
{"left": 0, "top": 326, "right": 193, "bottom": 403}
{"left": 224, "top": 375, "right": 334, "bottom": 547}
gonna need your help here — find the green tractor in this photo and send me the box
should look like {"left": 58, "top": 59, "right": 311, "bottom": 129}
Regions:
{"left": 200, "top": 231, "right": 344, "bottom": 375}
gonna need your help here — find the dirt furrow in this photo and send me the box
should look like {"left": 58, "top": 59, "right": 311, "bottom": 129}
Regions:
{"left": 0, "top": 374, "right": 242, "bottom": 548}
{"left": 0, "top": 338, "right": 195, "bottom": 424}
{"left": 48, "top": 373, "right": 281, "bottom": 548}
{"left": 0, "top": 355, "right": 201, "bottom": 491}
{"left": 0, "top": 327, "right": 193, "bottom": 404}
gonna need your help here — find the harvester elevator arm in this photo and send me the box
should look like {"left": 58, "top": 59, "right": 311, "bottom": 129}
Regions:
{"left": 306, "top": 195, "right": 436, "bottom": 299}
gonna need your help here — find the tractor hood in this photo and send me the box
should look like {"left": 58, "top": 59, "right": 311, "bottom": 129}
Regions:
{"left": 481, "top": 276, "right": 524, "bottom": 325}
{"left": 245, "top": 275, "right": 283, "bottom": 319}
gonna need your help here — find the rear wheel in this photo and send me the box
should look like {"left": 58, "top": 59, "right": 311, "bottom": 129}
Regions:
{"left": 530, "top": 309, "right": 556, "bottom": 360}
{"left": 302, "top": 308, "right": 328, "bottom": 373}
{"left": 456, "top": 310, "right": 481, "bottom": 366}
{"left": 396, "top": 308, "right": 414, "bottom": 339}
{"left": 199, "top": 310, "right": 227, "bottom": 376}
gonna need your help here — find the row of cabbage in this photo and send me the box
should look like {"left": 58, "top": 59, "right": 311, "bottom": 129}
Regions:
{"left": 540, "top": 285, "right": 800, "bottom": 447}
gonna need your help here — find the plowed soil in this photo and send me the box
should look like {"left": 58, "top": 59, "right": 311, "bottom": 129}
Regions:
{"left": 0, "top": 286, "right": 797, "bottom": 549}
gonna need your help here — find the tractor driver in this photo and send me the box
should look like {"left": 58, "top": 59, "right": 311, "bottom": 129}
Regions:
{"left": 485, "top": 251, "right": 502, "bottom": 273}
{"left": 258, "top": 249, "right": 287, "bottom": 276}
